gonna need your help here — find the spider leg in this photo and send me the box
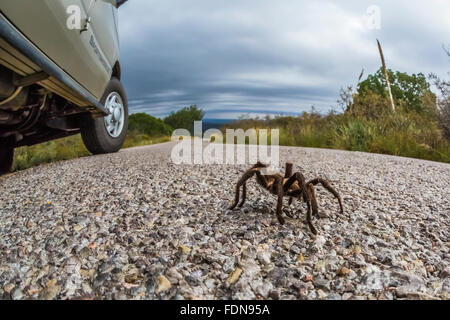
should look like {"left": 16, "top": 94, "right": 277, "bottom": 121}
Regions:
{"left": 307, "top": 182, "right": 324, "bottom": 218}
{"left": 282, "top": 173, "right": 298, "bottom": 192}
{"left": 284, "top": 163, "right": 293, "bottom": 178}
{"left": 308, "top": 178, "right": 344, "bottom": 215}
{"left": 252, "top": 162, "right": 268, "bottom": 169}
{"left": 238, "top": 182, "right": 247, "bottom": 207}
{"left": 229, "top": 168, "right": 269, "bottom": 210}
{"left": 275, "top": 176, "right": 285, "bottom": 224}
{"left": 280, "top": 173, "right": 297, "bottom": 218}
{"left": 287, "top": 189, "right": 302, "bottom": 198}
{"left": 285, "top": 172, "right": 317, "bottom": 234}
{"left": 229, "top": 169, "right": 254, "bottom": 210}
{"left": 229, "top": 184, "right": 241, "bottom": 210}
{"left": 303, "top": 190, "right": 317, "bottom": 235}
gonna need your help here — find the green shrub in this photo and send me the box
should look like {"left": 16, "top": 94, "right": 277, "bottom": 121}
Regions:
{"left": 223, "top": 106, "right": 450, "bottom": 163}
{"left": 13, "top": 135, "right": 90, "bottom": 171}
{"left": 164, "top": 105, "right": 204, "bottom": 133}
{"left": 128, "top": 113, "right": 173, "bottom": 136}
{"left": 122, "top": 131, "right": 170, "bottom": 148}
{"left": 358, "top": 68, "right": 437, "bottom": 115}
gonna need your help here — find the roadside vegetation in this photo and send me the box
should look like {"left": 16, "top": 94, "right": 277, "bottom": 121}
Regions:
{"left": 224, "top": 64, "right": 450, "bottom": 163}
{"left": 11, "top": 48, "right": 450, "bottom": 171}
{"left": 12, "top": 105, "right": 204, "bottom": 171}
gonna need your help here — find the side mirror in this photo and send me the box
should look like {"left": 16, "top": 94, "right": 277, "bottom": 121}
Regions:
{"left": 116, "top": 0, "right": 128, "bottom": 8}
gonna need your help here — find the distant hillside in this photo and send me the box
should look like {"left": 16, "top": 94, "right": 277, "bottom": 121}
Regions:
{"left": 201, "top": 119, "right": 235, "bottom": 132}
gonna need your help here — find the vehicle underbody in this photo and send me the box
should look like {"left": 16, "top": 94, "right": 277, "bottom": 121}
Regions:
{"left": 0, "top": 3, "right": 128, "bottom": 174}
{"left": 0, "top": 65, "right": 91, "bottom": 150}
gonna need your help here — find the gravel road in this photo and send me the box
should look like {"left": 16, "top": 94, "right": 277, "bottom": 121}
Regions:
{"left": 0, "top": 142, "right": 449, "bottom": 300}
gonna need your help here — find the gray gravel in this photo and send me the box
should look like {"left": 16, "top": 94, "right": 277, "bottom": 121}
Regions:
{"left": 0, "top": 142, "right": 449, "bottom": 300}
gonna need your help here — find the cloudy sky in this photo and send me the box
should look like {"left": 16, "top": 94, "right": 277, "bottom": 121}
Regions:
{"left": 118, "top": 0, "right": 450, "bottom": 119}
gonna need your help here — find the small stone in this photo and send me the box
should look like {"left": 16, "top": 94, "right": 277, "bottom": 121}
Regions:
{"left": 185, "top": 276, "right": 200, "bottom": 287}
{"left": 39, "top": 283, "right": 61, "bottom": 300}
{"left": 145, "top": 277, "right": 157, "bottom": 295}
{"left": 3, "top": 283, "right": 15, "bottom": 294}
{"left": 205, "top": 279, "right": 216, "bottom": 290}
{"left": 123, "top": 282, "right": 139, "bottom": 289}
{"left": 227, "top": 268, "right": 243, "bottom": 284}
{"left": 304, "top": 274, "right": 313, "bottom": 282}
{"left": 255, "top": 282, "right": 273, "bottom": 299}
{"left": 80, "top": 269, "right": 95, "bottom": 279}
{"left": 425, "top": 265, "right": 434, "bottom": 274}
{"left": 337, "top": 267, "right": 351, "bottom": 276}
{"left": 290, "top": 245, "right": 301, "bottom": 254}
{"left": 342, "top": 292, "right": 353, "bottom": 300}
{"left": 93, "top": 273, "right": 109, "bottom": 288}
{"left": 179, "top": 245, "right": 191, "bottom": 253}
{"left": 73, "top": 224, "right": 83, "bottom": 232}
{"left": 317, "top": 289, "right": 327, "bottom": 299}
{"left": 125, "top": 272, "right": 139, "bottom": 284}
{"left": 395, "top": 286, "right": 426, "bottom": 299}
{"left": 314, "top": 260, "right": 327, "bottom": 273}
{"left": 326, "top": 293, "right": 341, "bottom": 300}
{"left": 166, "top": 267, "right": 183, "bottom": 282}
{"left": 350, "top": 296, "right": 367, "bottom": 300}
{"left": 223, "top": 259, "right": 235, "bottom": 273}
{"left": 350, "top": 245, "right": 362, "bottom": 254}
{"left": 155, "top": 275, "right": 171, "bottom": 294}
{"left": 269, "top": 289, "right": 280, "bottom": 300}
{"left": 440, "top": 266, "right": 450, "bottom": 279}
{"left": 27, "top": 287, "right": 41, "bottom": 296}
{"left": 257, "top": 251, "right": 271, "bottom": 265}
{"left": 314, "top": 277, "right": 331, "bottom": 291}
{"left": 296, "top": 253, "right": 305, "bottom": 263}
{"left": 46, "top": 278, "right": 57, "bottom": 287}
{"left": 315, "top": 235, "right": 326, "bottom": 247}
{"left": 12, "top": 288, "right": 23, "bottom": 300}
{"left": 98, "top": 261, "right": 114, "bottom": 274}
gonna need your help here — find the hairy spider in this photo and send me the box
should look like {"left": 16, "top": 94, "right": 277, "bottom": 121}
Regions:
{"left": 228, "top": 162, "right": 344, "bottom": 234}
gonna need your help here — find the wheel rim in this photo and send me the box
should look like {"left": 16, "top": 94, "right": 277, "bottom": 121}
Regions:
{"left": 104, "top": 92, "right": 125, "bottom": 138}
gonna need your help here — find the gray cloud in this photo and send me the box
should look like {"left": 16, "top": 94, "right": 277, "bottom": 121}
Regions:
{"left": 118, "top": 0, "right": 450, "bottom": 119}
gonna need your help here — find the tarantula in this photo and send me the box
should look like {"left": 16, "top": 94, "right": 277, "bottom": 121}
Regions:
{"left": 229, "top": 162, "right": 344, "bottom": 234}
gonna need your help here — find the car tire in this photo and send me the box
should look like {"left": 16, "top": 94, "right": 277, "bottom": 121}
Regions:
{"left": 0, "top": 148, "right": 14, "bottom": 175}
{"left": 81, "top": 78, "right": 128, "bottom": 154}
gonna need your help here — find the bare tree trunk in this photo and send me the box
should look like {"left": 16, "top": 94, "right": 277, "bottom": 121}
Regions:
{"left": 377, "top": 39, "right": 396, "bottom": 112}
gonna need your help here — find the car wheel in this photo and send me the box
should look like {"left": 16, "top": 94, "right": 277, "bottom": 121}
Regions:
{"left": 81, "top": 78, "right": 128, "bottom": 154}
{"left": 0, "top": 148, "right": 14, "bottom": 175}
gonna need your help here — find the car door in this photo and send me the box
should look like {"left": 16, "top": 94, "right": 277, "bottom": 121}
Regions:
{"left": 87, "top": 0, "right": 120, "bottom": 73}
{"left": 0, "top": 0, "right": 111, "bottom": 100}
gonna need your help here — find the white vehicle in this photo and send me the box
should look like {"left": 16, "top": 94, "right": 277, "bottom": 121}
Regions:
{"left": 0, "top": 0, "right": 129, "bottom": 174}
